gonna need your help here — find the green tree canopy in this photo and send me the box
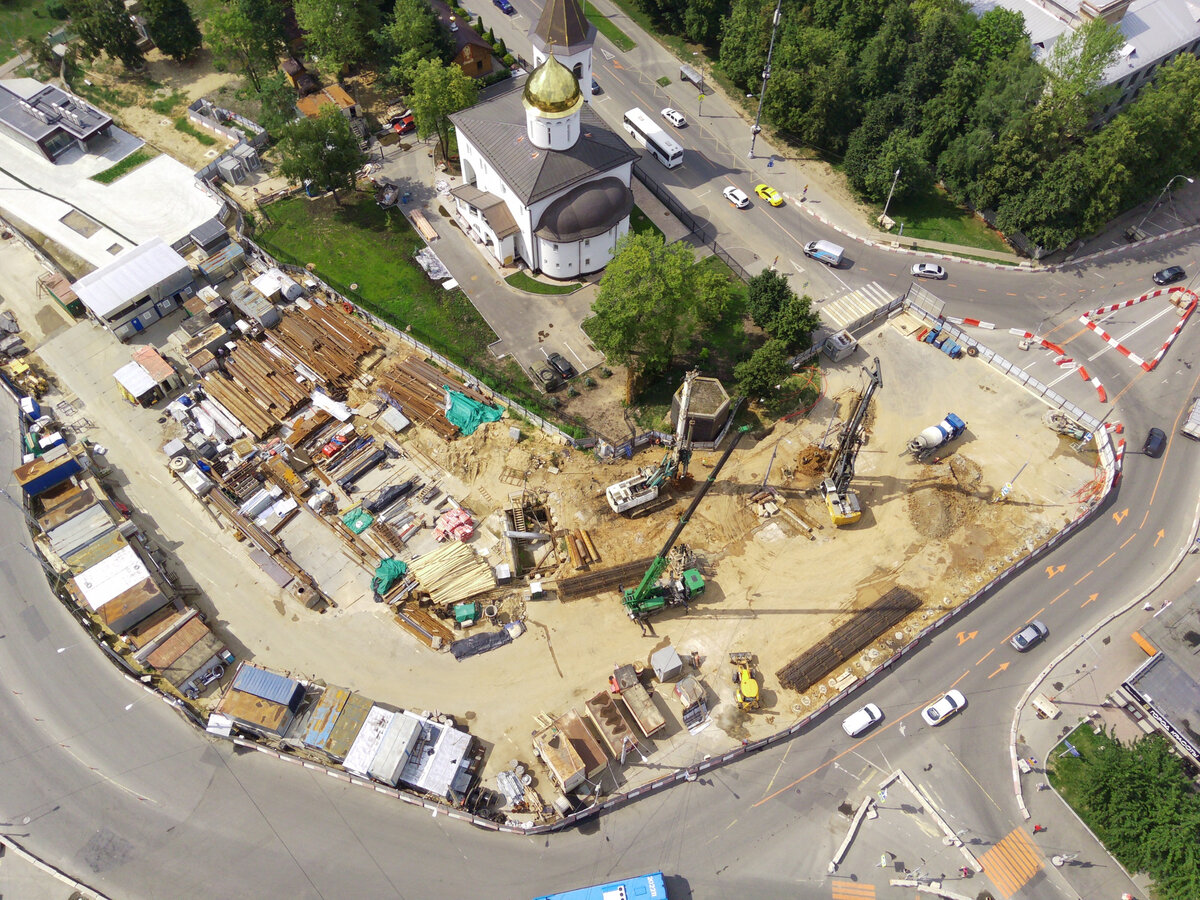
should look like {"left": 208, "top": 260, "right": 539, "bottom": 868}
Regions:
{"left": 734, "top": 339, "right": 789, "bottom": 398}
{"left": 376, "top": 0, "right": 451, "bottom": 90}
{"left": 276, "top": 106, "right": 366, "bottom": 203}
{"left": 65, "top": 0, "right": 144, "bottom": 69}
{"left": 746, "top": 267, "right": 792, "bottom": 330}
{"left": 206, "top": 0, "right": 287, "bottom": 92}
{"left": 408, "top": 57, "right": 479, "bottom": 160}
{"left": 769, "top": 293, "right": 822, "bottom": 352}
{"left": 293, "top": 0, "right": 379, "bottom": 75}
{"left": 589, "top": 234, "right": 732, "bottom": 390}
{"left": 239, "top": 70, "right": 296, "bottom": 135}
{"left": 142, "top": 0, "right": 202, "bottom": 61}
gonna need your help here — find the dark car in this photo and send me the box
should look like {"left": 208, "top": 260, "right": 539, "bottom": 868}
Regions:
{"left": 1144, "top": 427, "right": 1167, "bottom": 458}
{"left": 1153, "top": 265, "right": 1186, "bottom": 286}
{"left": 1010, "top": 620, "right": 1048, "bottom": 652}
{"left": 547, "top": 352, "right": 576, "bottom": 379}
{"left": 493, "top": 0, "right": 515, "bottom": 13}
{"left": 591, "top": 77, "right": 602, "bottom": 95}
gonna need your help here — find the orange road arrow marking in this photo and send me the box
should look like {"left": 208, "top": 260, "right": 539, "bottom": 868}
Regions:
{"left": 1154, "top": 529, "right": 1165, "bottom": 547}
{"left": 1113, "top": 508, "right": 1129, "bottom": 524}
{"left": 957, "top": 630, "right": 978, "bottom": 645}
{"left": 988, "top": 662, "right": 1010, "bottom": 679}
{"left": 1081, "top": 593, "right": 1098, "bottom": 608}
{"left": 1046, "top": 565, "right": 1065, "bottom": 579}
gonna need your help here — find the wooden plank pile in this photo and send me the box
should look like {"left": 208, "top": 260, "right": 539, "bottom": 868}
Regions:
{"left": 267, "top": 302, "right": 381, "bottom": 386}
{"left": 376, "top": 356, "right": 494, "bottom": 441}
{"left": 409, "top": 540, "right": 496, "bottom": 606}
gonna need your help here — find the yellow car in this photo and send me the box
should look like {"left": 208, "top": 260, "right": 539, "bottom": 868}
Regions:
{"left": 755, "top": 183, "right": 783, "bottom": 207}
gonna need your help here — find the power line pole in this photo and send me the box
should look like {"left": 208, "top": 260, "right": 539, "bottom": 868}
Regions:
{"left": 748, "top": 0, "right": 782, "bottom": 159}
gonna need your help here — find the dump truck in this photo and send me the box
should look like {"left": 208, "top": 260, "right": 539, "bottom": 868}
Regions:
{"left": 908, "top": 413, "right": 965, "bottom": 457}
{"left": 803, "top": 240, "right": 844, "bottom": 267}
{"left": 609, "top": 664, "right": 666, "bottom": 738}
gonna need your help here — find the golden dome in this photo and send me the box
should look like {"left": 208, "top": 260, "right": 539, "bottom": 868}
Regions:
{"left": 522, "top": 54, "right": 583, "bottom": 117}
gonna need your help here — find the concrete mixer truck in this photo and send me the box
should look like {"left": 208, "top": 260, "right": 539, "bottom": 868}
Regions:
{"left": 908, "top": 413, "right": 965, "bottom": 458}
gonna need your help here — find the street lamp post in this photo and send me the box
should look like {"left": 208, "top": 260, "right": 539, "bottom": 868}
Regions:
{"left": 1136, "top": 174, "right": 1195, "bottom": 232}
{"left": 748, "top": 0, "right": 782, "bottom": 159}
{"left": 881, "top": 167, "right": 901, "bottom": 224}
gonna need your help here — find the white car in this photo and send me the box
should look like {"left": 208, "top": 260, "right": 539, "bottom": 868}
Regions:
{"left": 661, "top": 107, "right": 686, "bottom": 128}
{"left": 722, "top": 186, "right": 750, "bottom": 209}
{"left": 922, "top": 689, "right": 966, "bottom": 726}
{"left": 911, "top": 263, "right": 946, "bottom": 279}
{"left": 841, "top": 703, "right": 883, "bottom": 737}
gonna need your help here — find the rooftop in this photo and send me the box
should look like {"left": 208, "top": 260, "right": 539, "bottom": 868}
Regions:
{"left": 0, "top": 80, "right": 110, "bottom": 143}
{"left": 74, "top": 238, "right": 190, "bottom": 318}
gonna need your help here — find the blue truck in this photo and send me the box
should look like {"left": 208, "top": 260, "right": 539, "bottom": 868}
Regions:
{"left": 533, "top": 872, "right": 668, "bottom": 900}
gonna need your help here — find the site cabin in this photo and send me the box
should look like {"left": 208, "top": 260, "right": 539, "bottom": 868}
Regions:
{"left": 609, "top": 664, "right": 667, "bottom": 737}
{"left": 1182, "top": 399, "right": 1200, "bottom": 439}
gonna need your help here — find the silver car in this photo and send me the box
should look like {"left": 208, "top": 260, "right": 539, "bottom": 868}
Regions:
{"left": 1010, "top": 620, "right": 1049, "bottom": 652}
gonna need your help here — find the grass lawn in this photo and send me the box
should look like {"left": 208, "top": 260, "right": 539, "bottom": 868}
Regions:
{"left": 629, "top": 205, "right": 665, "bottom": 241}
{"left": 886, "top": 188, "right": 1011, "bottom": 253}
{"left": 174, "top": 116, "right": 218, "bottom": 146}
{"left": 253, "top": 193, "right": 580, "bottom": 425}
{"left": 583, "top": 1, "right": 635, "bottom": 52}
{"left": 505, "top": 270, "right": 581, "bottom": 294}
{"left": 0, "top": 0, "right": 64, "bottom": 63}
{"left": 91, "top": 148, "right": 155, "bottom": 184}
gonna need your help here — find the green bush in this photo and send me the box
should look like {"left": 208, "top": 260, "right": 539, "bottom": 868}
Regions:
{"left": 502, "top": 53, "right": 515, "bottom": 66}
{"left": 45, "top": 0, "right": 70, "bottom": 20}
{"left": 492, "top": 42, "right": 503, "bottom": 56}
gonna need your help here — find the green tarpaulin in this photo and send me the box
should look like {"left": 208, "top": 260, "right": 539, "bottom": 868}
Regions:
{"left": 444, "top": 388, "right": 502, "bottom": 436}
{"left": 372, "top": 557, "right": 408, "bottom": 595}
{"left": 342, "top": 507, "right": 375, "bottom": 534}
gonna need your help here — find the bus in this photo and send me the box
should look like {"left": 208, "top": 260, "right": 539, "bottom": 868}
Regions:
{"left": 532, "top": 871, "right": 668, "bottom": 900}
{"left": 622, "top": 109, "right": 683, "bottom": 169}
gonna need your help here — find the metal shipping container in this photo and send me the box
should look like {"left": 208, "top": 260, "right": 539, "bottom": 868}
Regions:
{"left": 230, "top": 663, "right": 304, "bottom": 709}
{"left": 324, "top": 693, "right": 374, "bottom": 761}
{"left": 343, "top": 706, "right": 395, "bottom": 777}
{"left": 367, "top": 713, "right": 421, "bottom": 787}
{"left": 299, "top": 686, "right": 352, "bottom": 752}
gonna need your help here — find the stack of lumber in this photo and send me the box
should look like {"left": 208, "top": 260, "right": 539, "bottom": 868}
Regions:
{"left": 203, "top": 371, "right": 281, "bottom": 439}
{"left": 409, "top": 540, "right": 496, "bottom": 606}
{"left": 564, "top": 529, "right": 600, "bottom": 570}
{"left": 375, "top": 356, "right": 493, "bottom": 441}
{"left": 395, "top": 603, "right": 455, "bottom": 649}
{"left": 225, "top": 340, "right": 311, "bottom": 413}
{"left": 266, "top": 303, "right": 380, "bottom": 387}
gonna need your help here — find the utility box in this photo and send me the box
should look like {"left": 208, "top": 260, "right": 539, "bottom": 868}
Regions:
{"left": 823, "top": 330, "right": 857, "bottom": 362}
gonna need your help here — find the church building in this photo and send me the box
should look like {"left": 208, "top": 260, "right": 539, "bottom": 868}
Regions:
{"left": 447, "top": 0, "right": 638, "bottom": 279}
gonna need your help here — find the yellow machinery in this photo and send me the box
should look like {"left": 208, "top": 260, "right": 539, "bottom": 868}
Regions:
{"left": 820, "top": 358, "right": 882, "bottom": 526}
{"left": 730, "top": 652, "right": 760, "bottom": 711}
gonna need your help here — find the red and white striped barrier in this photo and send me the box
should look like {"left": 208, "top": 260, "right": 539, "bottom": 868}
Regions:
{"left": 1077, "top": 316, "right": 1147, "bottom": 366}
{"left": 1141, "top": 295, "right": 1198, "bottom": 372}
{"left": 945, "top": 316, "right": 996, "bottom": 329}
{"left": 1076, "top": 365, "right": 1108, "bottom": 403}
{"left": 1053, "top": 355, "right": 1074, "bottom": 366}
{"left": 1105, "top": 422, "right": 1124, "bottom": 434}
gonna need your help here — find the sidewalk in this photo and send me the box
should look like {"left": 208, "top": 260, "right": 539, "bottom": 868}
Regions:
{"left": 1014, "top": 605, "right": 1164, "bottom": 899}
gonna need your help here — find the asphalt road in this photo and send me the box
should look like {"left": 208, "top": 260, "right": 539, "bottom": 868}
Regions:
{"left": 4, "top": 8, "right": 1200, "bottom": 899}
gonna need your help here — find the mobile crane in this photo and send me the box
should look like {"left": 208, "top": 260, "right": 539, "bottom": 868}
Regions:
{"left": 821, "top": 358, "right": 882, "bottom": 527}
{"left": 606, "top": 370, "right": 699, "bottom": 516}
{"left": 622, "top": 421, "right": 750, "bottom": 621}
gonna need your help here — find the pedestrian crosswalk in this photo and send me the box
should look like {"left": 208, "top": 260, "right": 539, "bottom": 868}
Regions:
{"left": 978, "top": 827, "right": 1044, "bottom": 899}
{"left": 830, "top": 879, "right": 874, "bottom": 899}
{"left": 820, "top": 282, "right": 899, "bottom": 332}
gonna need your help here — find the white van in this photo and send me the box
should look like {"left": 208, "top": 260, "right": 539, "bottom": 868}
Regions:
{"left": 841, "top": 703, "right": 883, "bottom": 737}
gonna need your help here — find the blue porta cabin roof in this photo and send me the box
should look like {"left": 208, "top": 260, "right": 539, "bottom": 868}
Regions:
{"left": 232, "top": 664, "right": 304, "bottom": 709}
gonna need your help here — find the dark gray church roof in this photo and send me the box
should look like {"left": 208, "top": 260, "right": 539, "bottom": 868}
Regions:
{"left": 450, "top": 84, "right": 637, "bottom": 206}
{"left": 530, "top": 0, "right": 596, "bottom": 53}
{"left": 535, "top": 177, "right": 633, "bottom": 242}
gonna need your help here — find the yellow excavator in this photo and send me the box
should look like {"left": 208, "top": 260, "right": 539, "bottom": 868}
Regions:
{"left": 730, "top": 652, "right": 760, "bottom": 711}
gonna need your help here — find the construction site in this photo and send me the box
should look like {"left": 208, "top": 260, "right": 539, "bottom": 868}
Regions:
{"left": 3, "top": 221, "right": 1103, "bottom": 825}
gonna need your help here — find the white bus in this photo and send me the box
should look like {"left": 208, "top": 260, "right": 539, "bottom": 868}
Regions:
{"left": 622, "top": 108, "right": 683, "bottom": 168}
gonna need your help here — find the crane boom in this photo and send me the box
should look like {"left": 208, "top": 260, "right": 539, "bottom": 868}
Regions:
{"left": 623, "top": 421, "right": 750, "bottom": 620}
{"left": 821, "top": 358, "right": 882, "bottom": 526}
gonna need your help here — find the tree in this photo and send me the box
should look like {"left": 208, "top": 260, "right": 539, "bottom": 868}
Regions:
{"left": 717, "top": 0, "right": 771, "bottom": 90}
{"left": 206, "top": 0, "right": 287, "bottom": 93}
{"left": 589, "top": 233, "right": 728, "bottom": 390}
{"left": 746, "top": 268, "right": 792, "bottom": 330}
{"left": 65, "top": 0, "right": 144, "bottom": 69}
{"left": 293, "top": 0, "right": 378, "bottom": 75}
{"left": 239, "top": 70, "right": 297, "bottom": 134}
{"left": 408, "top": 57, "right": 479, "bottom": 161}
{"left": 734, "top": 339, "right": 788, "bottom": 398}
{"left": 142, "top": 0, "right": 202, "bottom": 61}
{"left": 376, "top": 0, "right": 450, "bottom": 90}
{"left": 276, "top": 107, "right": 366, "bottom": 204}
{"left": 769, "top": 293, "right": 821, "bottom": 351}
{"left": 969, "top": 7, "right": 1028, "bottom": 65}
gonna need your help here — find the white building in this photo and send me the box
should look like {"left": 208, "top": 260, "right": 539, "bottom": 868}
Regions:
{"left": 972, "top": 0, "right": 1200, "bottom": 117}
{"left": 73, "top": 237, "right": 194, "bottom": 340}
{"left": 448, "top": 0, "right": 637, "bottom": 279}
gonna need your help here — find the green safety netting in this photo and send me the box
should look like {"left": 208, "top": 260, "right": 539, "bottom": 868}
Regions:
{"left": 372, "top": 557, "right": 408, "bottom": 595}
{"left": 342, "top": 507, "right": 375, "bottom": 534}
{"left": 445, "top": 388, "right": 502, "bottom": 436}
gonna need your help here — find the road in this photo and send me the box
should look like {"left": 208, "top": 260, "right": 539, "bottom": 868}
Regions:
{"left": 3, "top": 7, "right": 1200, "bottom": 900}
